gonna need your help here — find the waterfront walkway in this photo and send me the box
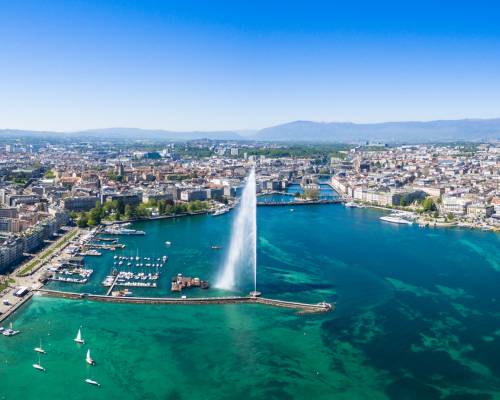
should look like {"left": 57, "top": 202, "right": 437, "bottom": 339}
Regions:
{"left": 34, "top": 289, "right": 333, "bottom": 313}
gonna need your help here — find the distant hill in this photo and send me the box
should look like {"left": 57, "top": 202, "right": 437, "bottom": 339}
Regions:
{"left": 255, "top": 119, "right": 500, "bottom": 142}
{"left": 1, "top": 118, "right": 500, "bottom": 143}
{"left": 75, "top": 128, "right": 243, "bottom": 141}
{"left": 0, "top": 128, "right": 243, "bottom": 141}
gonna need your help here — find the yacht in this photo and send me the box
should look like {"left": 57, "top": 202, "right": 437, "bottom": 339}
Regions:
{"left": 34, "top": 339, "right": 46, "bottom": 354}
{"left": 2, "top": 322, "right": 20, "bottom": 336}
{"left": 165, "top": 241, "right": 172, "bottom": 247}
{"left": 86, "top": 349, "right": 95, "bottom": 365}
{"left": 74, "top": 328, "right": 85, "bottom": 344}
{"left": 380, "top": 215, "right": 413, "bottom": 225}
{"left": 345, "top": 201, "right": 364, "bottom": 208}
{"left": 212, "top": 207, "right": 230, "bottom": 217}
{"left": 85, "top": 379, "right": 101, "bottom": 387}
{"left": 33, "top": 356, "right": 45, "bottom": 372}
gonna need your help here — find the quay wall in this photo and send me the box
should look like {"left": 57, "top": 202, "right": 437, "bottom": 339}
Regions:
{"left": 0, "top": 293, "right": 33, "bottom": 323}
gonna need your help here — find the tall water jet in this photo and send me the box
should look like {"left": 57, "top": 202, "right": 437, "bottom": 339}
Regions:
{"left": 216, "top": 168, "right": 257, "bottom": 292}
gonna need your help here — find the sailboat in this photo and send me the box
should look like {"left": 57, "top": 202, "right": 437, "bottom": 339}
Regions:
{"left": 33, "top": 355, "right": 45, "bottom": 372}
{"left": 85, "top": 378, "right": 100, "bottom": 387}
{"left": 34, "top": 339, "right": 46, "bottom": 354}
{"left": 74, "top": 328, "right": 85, "bottom": 344}
{"left": 86, "top": 349, "right": 95, "bottom": 365}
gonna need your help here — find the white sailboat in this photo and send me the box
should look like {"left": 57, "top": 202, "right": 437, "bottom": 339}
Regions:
{"left": 34, "top": 339, "right": 46, "bottom": 354}
{"left": 85, "top": 378, "right": 100, "bottom": 387}
{"left": 74, "top": 328, "right": 85, "bottom": 344}
{"left": 86, "top": 349, "right": 95, "bottom": 365}
{"left": 33, "top": 355, "right": 45, "bottom": 372}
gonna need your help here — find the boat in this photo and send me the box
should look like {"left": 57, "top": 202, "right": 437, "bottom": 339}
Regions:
{"left": 165, "top": 241, "right": 172, "bottom": 247}
{"left": 380, "top": 215, "right": 413, "bottom": 225}
{"left": 34, "top": 339, "right": 46, "bottom": 354}
{"left": 33, "top": 356, "right": 45, "bottom": 372}
{"left": 74, "top": 328, "right": 85, "bottom": 344}
{"left": 212, "top": 207, "right": 229, "bottom": 217}
{"left": 345, "top": 201, "right": 364, "bottom": 208}
{"left": 2, "top": 322, "right": 20, "bottom": 336}
{"left": 85, "top": 378, "right": 100, "bottom": 387}
{"left": 104, "top": 227, "right": 145, "bottom": 235}
{"left": 86, "top": 349, "right": 95, "bottom": 365}
{"left": 211, "top": 245, "right": 222, "bottom": 250}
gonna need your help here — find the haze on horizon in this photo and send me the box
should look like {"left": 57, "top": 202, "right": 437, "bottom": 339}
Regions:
{"left": 1, "top": 0, "right": 500, "bottom": 132}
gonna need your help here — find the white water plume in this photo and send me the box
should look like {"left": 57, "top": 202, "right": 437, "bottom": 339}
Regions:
{"left": 216, "top": 168, "right": 257, "bottom": 291}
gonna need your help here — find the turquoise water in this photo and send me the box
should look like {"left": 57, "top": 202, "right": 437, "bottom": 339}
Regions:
{"left": 1, "top": 205, "right": 500, "bottom": 399}
{"left": 258, "top": 183, "right": 338, "bottom": 203}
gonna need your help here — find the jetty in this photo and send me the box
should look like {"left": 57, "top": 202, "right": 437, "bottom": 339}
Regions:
{"left": 34, "top": 289, "right": 333, "bottom": 314}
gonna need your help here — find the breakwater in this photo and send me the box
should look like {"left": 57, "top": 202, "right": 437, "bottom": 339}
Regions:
{"left": 34, "top": 289, "right": 333, "bottom": 313}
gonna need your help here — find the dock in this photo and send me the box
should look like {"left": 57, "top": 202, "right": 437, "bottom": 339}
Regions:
{"left": 105, "top": 275, "right": 120, "bottom": 296}
{"left": 34, "top": 289, "right": 333, "bottom": 313}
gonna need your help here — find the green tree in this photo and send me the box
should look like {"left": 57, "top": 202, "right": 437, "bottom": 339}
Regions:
{"left": 124, "top": 204, "right": 135, "bottom": 220}
{"left": 44, "top": 170, "right": 55, "bottom": 179}
{"left": 77, "top": 213, "right": 88, "bottom": 228}
{"left": 399, "top": 198, "right": 407, "bottom": 207}
{"left": 303, "top": 189, "right": 320, "bottom": 200}
{"left": 421, "top": 197, "right": 436, "bottom": 212}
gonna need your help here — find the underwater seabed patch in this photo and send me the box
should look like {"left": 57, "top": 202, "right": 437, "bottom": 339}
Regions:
{"left": 385, "top": 277, "right": 437, "bottom": 298}
{"left": 459, "top": 238, "right": 500, "bottom": 272}
{"left": 411, "top": 317, "right": 493, "bottom": 378}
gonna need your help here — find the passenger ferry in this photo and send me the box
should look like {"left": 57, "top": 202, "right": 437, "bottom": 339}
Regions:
{"left": 104, "top": 227, "right": 145, "bottom": 235}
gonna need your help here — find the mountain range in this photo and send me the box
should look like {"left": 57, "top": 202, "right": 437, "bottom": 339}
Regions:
{"left": 2, "top": 118, "right": 500, "bottom": 143}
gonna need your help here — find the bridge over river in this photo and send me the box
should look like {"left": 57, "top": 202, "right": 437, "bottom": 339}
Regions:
{"left": 34, "top": 289, "right": 333, "bottom": 314}
{"left": 257, "top": 199, "right": 343, "bottom": 207}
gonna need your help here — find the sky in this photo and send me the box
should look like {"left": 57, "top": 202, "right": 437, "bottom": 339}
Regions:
{"left": 1, "top": 0, "right": 500, "bottom": 132}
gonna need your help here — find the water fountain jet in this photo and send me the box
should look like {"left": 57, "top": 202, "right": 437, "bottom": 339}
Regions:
{"left": 216, "top": 168, "right": 257, "bottom": 292}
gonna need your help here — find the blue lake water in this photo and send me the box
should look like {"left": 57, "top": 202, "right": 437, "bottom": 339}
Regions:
{"left": 1, "top": 204, "right": 499, "bottom": 399}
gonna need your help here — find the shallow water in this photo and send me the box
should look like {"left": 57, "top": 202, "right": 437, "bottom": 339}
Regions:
{"left": 1, "top": 205, "right": 500, "bottom": 399}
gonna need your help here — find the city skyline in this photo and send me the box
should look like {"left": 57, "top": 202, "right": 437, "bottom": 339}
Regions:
{"left": 1, "top": 0, "right": 500, "bottom": 132}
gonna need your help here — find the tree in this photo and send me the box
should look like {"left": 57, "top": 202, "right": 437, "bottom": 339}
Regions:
{"left": 44, "top": 170, "right": 55, "bottom": 179}
{"left": 399, "top": 198, "right": 407, "bottom": 207}
{"left": 124, "top": 204, "right": 136, "bottom": 220}
{"left": 303, "top": 189, "right": 320, "bottom": 200}
{"left": 77, "top": 213, "right": 88, "bottom": 228}
{"left": 422, "top": 197, "right": 436, "bottom": 212}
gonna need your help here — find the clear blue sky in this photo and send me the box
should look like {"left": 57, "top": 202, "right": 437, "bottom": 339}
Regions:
{"left": 1, "top": 0, "right": 500, "bottom": 131}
